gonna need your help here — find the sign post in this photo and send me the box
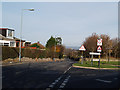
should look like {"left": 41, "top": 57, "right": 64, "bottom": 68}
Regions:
{"left": 79, "top": 45, "right": 86, "bottom": 65}
{"left": 97, "top": 37, "right": 102, "bottom": 68}
{"left": 89, "top": 52, "right": 101, "bottom": 66}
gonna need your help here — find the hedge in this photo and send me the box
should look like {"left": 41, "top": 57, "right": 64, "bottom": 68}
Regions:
{"left": 2, "top": 46, "right": 47, "bottom": 60}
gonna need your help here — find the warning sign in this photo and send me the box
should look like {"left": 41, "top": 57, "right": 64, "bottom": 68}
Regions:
{"left": 79, "top": 45, "right": 86, "bottom": 51}
{"left": 97, "top": 39, "right": 102, "bottom": 46}
{"left": 97, "top": 46, "right": 102, "bottom": 52}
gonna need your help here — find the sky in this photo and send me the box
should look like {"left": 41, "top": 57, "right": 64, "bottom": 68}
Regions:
{"left": 2, "top": 2, "right": 118, "bottom": 47}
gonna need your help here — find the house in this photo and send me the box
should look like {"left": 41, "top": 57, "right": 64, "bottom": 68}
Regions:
{"left": 29, "top": 41, "right": 45, "bottom": 50}
{"left": 14, "top": 37, "right": 25, "bottom": 48}
{"left": 25, "top": 41, "right": 31, "bottom": 47}
{"left": 0, "top": 28, "right": 27, "bottom": 48}
{"left": 0, "top": 28, "right": 16, "bottom": 47}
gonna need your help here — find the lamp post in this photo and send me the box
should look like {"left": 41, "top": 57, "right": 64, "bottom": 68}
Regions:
{"left": 54, "top": 36, "right": 56, "bottom": 61}
{"left": 19, "top": 8, "right": 34, "bottom": 62}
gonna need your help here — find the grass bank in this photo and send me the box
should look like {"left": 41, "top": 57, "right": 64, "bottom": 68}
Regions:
{"left": 73, "top": 60, "right": 120, "bottom": 68}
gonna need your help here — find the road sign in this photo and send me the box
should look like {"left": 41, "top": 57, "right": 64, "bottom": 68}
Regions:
{"left": 89, "top": 52, "right": 100, "bottom": 55}
{"left": 79, "top": 45, "right": 86, "bottom": 51}
{"left": 97, "top": 46, "right": 102, "bottom": 52}
{"left": 97, "top": 39, "right": 102, "bottom": 46}
{"left": 93, "top": 59, "right": 99, "bottom": 61}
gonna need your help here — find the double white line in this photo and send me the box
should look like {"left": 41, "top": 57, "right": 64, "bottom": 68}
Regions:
{"left": 47, "top": 66, "right": 72, "bottom": 89}
{"left": 59, "top": 75, "right": 71, "bottom": 89}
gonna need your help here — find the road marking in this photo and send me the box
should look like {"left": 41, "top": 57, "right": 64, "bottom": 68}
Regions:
{"left": 96, "top": 79, "right": 112, "bottom": 83}
{"left": 46, "top": 88, "right": 50, "bottom": 90}
{"left": 48, "top": 76, "right": 63, "bottom": 88}
{"left": 47, "top": 66, "right": 72, "bottom": 89}
{"left": 87, "top": 74, "right": 96, "bottom": 76}
{"left": 114, "top": 78, "right": 118, "bottom": 80}
{"left": 63, "top": 66, "right": 72, "bottom": 74}
{"left": 59, "top": 75, "right": 71, "bottom": 89}
{"left": 15, "top": 71, "right": 22, "bottom": 75}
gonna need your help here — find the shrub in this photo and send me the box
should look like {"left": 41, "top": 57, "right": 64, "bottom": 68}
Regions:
{"left": 2, "top": 46, "right": 46, "bottom": 60}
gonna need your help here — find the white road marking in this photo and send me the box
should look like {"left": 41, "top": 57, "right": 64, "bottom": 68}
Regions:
{"left": 15, "top": 71, "right": 22, "bottom": 75}
{"left": 63, "top": 66, "right": 72, "bottom": 74}
{"left": 114, "top": 78, "right": 118, "bottom": 80}
{"left": 49, "top": 85, "right": 54, "bottom": 88}
{"left": 48, "top": 66, "right": 72, "bottom": 89}
{"left": 48, "top": 76, "right": 63, "bottom": 88}
{"left": 59, "top": 85, "right": 64, "bottom": 88}
{"left": 59, "top": 75, "right": 71, "bottom": 89}
{"left": 46, "top": 88, "right": 50, "bottom": 90}
{"left": 63, "top": 70, "right": 67, "bottom": 74}
{"left": 96, "top": 79, "right": 112, "bottom": 83}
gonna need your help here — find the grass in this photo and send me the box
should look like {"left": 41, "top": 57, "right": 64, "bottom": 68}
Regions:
{"left": 73, "top": 60, "right": 120, "bottom": 68}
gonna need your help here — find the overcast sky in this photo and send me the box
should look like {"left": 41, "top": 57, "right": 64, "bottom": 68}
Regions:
{"left": 2, "top": 2, "right": 118, "bottom": 47}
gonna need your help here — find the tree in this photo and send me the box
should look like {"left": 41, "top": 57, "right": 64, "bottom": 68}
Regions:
{"left": 46, "top": 36, "right": 62, "bottom": 48}
{"left": 100, "top": 34, "right": 112, "bottom": 58}
{"left": 83, "top": 33, "right": 113, "bottom": 58}
{"left": 111, "top": 38, "right": 118, "bottom": 58}
{"left": 46, "top": 36, "right": 56, "bottom": 48}
{"left": 83, "top": 33, "right": 98, "bottom": 57}
{"left": 46, "top": 36, "right": 64, "bottom": 58}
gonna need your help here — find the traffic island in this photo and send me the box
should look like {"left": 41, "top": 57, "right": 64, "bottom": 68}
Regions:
{"left": 73, "top": 61, "right": 120, "bottom": 70}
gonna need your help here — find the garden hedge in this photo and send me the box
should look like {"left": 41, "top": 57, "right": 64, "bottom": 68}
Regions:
{"left": 2, "top": 46, "right": 47, "bottom": 60}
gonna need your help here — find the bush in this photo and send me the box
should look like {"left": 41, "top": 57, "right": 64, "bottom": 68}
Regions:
{"left": 2, "top": 46, "right": 47, "bottom": 60}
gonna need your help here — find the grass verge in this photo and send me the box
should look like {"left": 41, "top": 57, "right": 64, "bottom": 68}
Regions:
{"left": 73, "top": 61, "right": 120, "bottom": 68}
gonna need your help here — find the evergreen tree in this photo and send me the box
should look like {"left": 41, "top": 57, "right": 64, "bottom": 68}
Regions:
{"left": 46, "top": 36, "right": 57, "bottom": 48}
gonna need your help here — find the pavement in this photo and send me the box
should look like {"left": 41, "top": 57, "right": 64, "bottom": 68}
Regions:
{"left": 2, "top": 58, "right": 120, "bottom": 89}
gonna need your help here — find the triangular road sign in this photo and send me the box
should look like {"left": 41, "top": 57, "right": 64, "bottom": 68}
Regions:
{"left": 97, "top": 46, "right": 102, "bottom": 52}
{"left": 79, "top": 45, "right": 86, "bottom": 51}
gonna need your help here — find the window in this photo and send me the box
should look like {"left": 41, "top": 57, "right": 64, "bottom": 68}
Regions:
{"left": 10, "top": 42, "right": 15, "bottom": 47}
{"left": 16, "top": 42, "right": 19, "bottom": 47}
{"left": 4, "top": 43, "right": 9, "bottom": 46}
{"left": 8, "top": 30, "right": 12, "bottom": 37}
{"left": 0, "top": 43, "right": 3, "bottom": 46}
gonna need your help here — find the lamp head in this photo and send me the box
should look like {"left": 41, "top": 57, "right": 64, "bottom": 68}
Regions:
{"left": 28, "top": 8, "right": 34, "bottom": 11}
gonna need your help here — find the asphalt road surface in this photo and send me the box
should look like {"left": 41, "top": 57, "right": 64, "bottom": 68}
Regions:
{"left": 2, "top": 58, "right": 120, "bottom": 89}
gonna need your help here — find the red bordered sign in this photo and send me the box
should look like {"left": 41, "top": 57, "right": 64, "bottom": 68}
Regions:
{"left": 79, "top": 45, "right": 86, "bottom": 51}
{"left": 97, "top": 46, "right": 102, "bottom": 52}
{"left": 97, "top": 39, "right": 102, "bottom": 46}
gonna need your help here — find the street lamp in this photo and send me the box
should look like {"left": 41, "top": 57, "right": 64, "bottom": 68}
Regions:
{"left": 19, "top": 8, "right": 34, "bottom": 62}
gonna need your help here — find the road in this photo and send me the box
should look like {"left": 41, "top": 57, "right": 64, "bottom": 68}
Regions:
{"left": 2, "top": 58, "right": 120, "bottom": 89}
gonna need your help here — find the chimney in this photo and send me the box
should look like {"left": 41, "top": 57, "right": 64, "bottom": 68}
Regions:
{"left": 37, "top": 41, "right": 39, "bottom": 44}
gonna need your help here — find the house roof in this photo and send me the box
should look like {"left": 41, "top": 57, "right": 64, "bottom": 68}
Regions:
{"left": 0, "top": 28, "right": 14, "bottom": 31}
{"left": 0, "top": 34, "right": 15, "bottom": 41}
{"left": 0, "top": 34, "right": 25, "bottom": 42}
{"left": 30, "top": 42, "right": 45, "bottom": 49}
{"left": 13, "top": 37, "right": 25, "bottom": 42}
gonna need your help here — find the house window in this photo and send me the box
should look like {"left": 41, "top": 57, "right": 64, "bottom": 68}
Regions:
{"left": 0, "top": 43, "right": 3, "bottom": 46}
{"left": 4, "top": 43, "right": 9, "bottom": 46}
{"left": 8, "top": 30, "right": 12, "bottom": 37}
{"left": 16, "top": 42, "right": 19, "bottom": 47}
{"left": 10, "top": 42, "right": 15, "bottom": 47}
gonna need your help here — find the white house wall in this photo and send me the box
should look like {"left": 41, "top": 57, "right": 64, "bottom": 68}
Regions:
{"left": 0, "top": 40, "right": 16, "bottom": 47}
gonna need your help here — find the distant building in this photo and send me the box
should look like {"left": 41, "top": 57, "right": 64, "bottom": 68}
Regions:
{"left": 25, "top": 41, "right": 31, "bottom": 47}
{"left": 30, "top": 41, "right": 45, "bottom": 50}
